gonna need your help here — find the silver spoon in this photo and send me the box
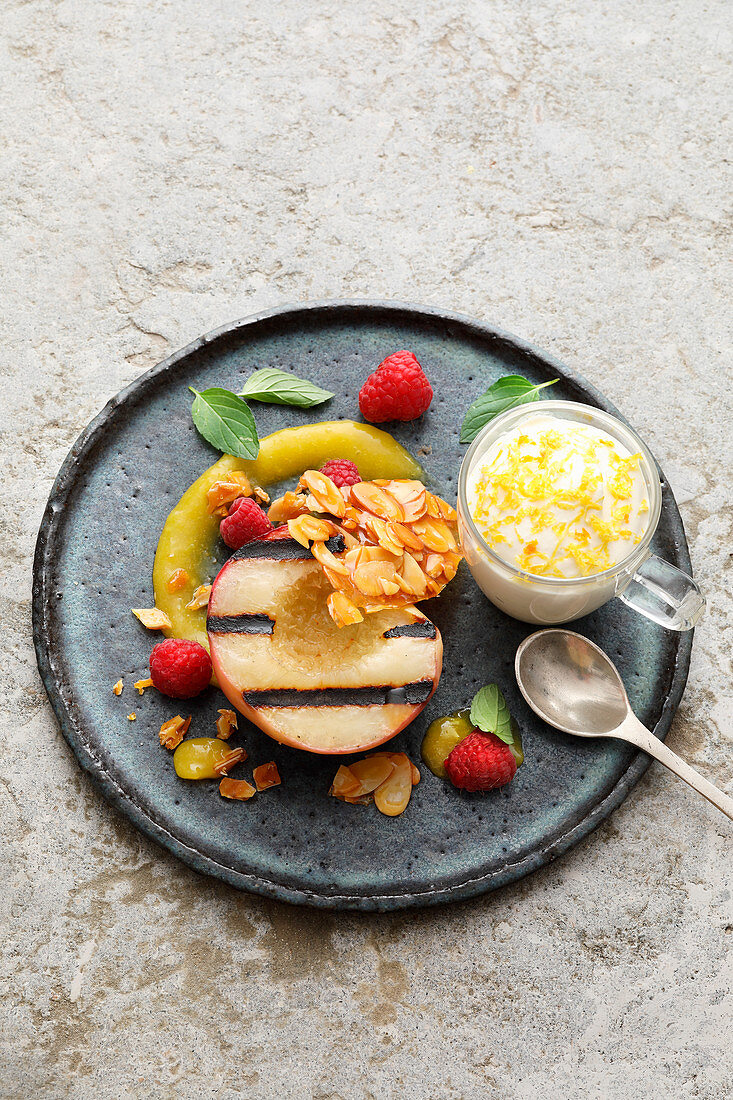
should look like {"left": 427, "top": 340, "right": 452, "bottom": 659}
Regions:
{"left": 515, "top": 629, "right": 733, "bottom": 821}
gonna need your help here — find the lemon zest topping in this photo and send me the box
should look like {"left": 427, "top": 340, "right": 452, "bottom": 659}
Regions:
{"left": 471, "top": 425, "right": 648, "bottom": 577}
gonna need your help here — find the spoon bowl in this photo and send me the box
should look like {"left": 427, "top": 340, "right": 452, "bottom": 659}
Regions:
{"left": 515, "top": 628, "right": 733, "bottom": 822}
{"left": 515, "top": 629, "right": 629, "bottom": 736}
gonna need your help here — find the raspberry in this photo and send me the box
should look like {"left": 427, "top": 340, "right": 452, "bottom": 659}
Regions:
{"left": 220, "top": 497, "right": 273, "bottom": 549}
{"left": 358, "top": 350, "right": 433, "bottom": 423}
{"left": 149, "top": 638, "right": 212, "bottom": 699}
{"left": 319, "top": 459, "right": 361, "bottom": 488}
{"left": 443, "top": 730, "right": 518, "bottom": 792}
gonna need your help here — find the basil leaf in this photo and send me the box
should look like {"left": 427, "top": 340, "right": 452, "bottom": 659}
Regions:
{"left": 460, "top": 375, "right": 558, "bottom": 443}
{"left": 240, "top": 368, "right": 334, "bottom": 408}
{"left": 470, "top": 684, "right": 515, "bottom": 745}
{"left": 189, "top": 387, "right": 260, "bottom": 459}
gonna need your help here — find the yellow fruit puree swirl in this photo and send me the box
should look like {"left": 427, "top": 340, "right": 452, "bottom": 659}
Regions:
{"left": 472, "top": 429, "right": 646, "bottom": 577}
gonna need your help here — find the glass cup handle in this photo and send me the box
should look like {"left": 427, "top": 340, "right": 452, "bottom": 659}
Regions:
{"left": 618, "top": 554, "right": 705, "bottom": 631}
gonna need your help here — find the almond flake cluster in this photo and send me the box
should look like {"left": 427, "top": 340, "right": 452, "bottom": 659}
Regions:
{"left": 268, "top": 471, "right": 462, "bottom": 627}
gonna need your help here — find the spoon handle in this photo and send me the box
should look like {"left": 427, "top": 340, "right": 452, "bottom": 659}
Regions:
{"left": 617, "top": 713, "right": 733, "bottom": 821}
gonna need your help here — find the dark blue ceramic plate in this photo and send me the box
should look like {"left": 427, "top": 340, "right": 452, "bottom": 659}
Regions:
{"left": 33, "top": 301, "right": 692, "bottom": 910}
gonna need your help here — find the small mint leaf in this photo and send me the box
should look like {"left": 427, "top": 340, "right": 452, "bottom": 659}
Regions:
{"left": 189, "top": 387, "right": 259, "bottom": 459}
{"left": 469, "top": 684, "right": 515, "bottom": 745}
{"left": 460, "top": 375, "right": 558, "bottom": 443}
{"left": 239, "top": 368, "right": 334, "bottom": 409}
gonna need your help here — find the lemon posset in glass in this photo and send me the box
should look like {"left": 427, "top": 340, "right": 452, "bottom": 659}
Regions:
{"left": 457, "top": 401, "right": 704, "bottom": 630}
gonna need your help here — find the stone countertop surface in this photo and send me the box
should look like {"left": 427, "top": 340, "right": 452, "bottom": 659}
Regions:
{"left": 1, "top": 1, "right": 731, "bottom": 1097}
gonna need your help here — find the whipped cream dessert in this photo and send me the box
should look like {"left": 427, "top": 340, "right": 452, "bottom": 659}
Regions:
{"left": 466, "top": 412, "right": 650, "bottom": 580}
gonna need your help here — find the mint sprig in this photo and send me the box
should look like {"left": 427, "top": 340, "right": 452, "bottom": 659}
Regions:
{"left": 469, "top": 684, "right": 524, "bottom": 765}
{"left": 240, "top": 368, "right": 334, "bottom": 408}
{"left": 460, "top": 375, "right": 558, "bottom": 443}
{"left": 189, "top": 387, "right": 259, "bottom": 459}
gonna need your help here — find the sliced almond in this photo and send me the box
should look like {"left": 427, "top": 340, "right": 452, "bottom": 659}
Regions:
{"left": 411, "top": 762, "right": 421, "bottom": 785}
{"left": 350, "top": 482, "right": 404, "bottom": 522}
{"left": 253, "top": 762, "right": 281, "bottom": 791}
{"left": 412, "top": 516, "right": 457, "bottom": 553}
{"left": 267, "top": 491, "right": 310, "bottom": 524}
{"left": 382, "top": 480, "right": 428, "bottom": 522}
{"left": 388, "top": 521, "right": 424, "bottom": 552}
{"left": 353, "top": 559, "right": 399, "bottom": 598}
{"left": 441, "top": 550, "right": 462, "bottom": 581}
{"left": 185, "top": 584, "right": 212, "bottom": 611}
{"left": 348, "top": 756, "right": 395, "bottom": 796}
{"left": 219, "top": 777, "right": 256, "bottom": 801}
{"left": 214, "top": 746, "right": 247, "bottom": 776}
{"left": 424, "top": 553, "right": 444, "bottom": 578}
{"left": 299, "top": 471, "right": 346, "bottom": 518}
{"left": 312, "top": 539, "right": 350, "bottom": 575}
{"left": 216, "top": 709, "right": 238, "bottom": 740}
{"left": 330, "top": 765, "right": 360, "bottom": 799}
{"left": 288, "top": 514, "right": 335, "bottom": 546}
{"left": 395, "top": 552, "right": 428, "bottom": 596}
{"left": 131, "top": 607, "right": 172, "bottom": 631}
{"left": 327, "top": 591, "right": 364, "bottom": 627}
{"left": 429, "top": 494, "right": 458, "bottom": 523}
{"left": 364, "top": 516, "right": 404, "bottom": 556}
{"left": 374, "top": 753, "right": 413, "bottom": 816}
{"left": 159, "top": 715, "right": 191, "bottom": 750}
{"left": 206, "top": 473, "right": 252, "bottom": 514}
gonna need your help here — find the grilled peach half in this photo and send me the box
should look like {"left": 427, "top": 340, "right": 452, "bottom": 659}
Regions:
{"left": 208, "top": 530, "right": 442, "bottom": 754}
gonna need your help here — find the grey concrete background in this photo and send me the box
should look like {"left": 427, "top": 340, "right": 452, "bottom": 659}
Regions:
{"left": 2, "top": 1, "right": 731, "bottom": 1097}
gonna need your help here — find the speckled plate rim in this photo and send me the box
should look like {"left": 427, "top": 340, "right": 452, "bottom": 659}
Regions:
{"left": 32, "top": 299, "right": 693, "bottom": 911}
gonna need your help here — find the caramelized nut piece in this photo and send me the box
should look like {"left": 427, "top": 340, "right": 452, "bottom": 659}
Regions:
{"left": 167, "top": 568, "right": 190, "bottom": 593}
{"left": 213, "top": 746, "right": 247, "bottom": 776}
{"left": 112, "top": 679, "right": 123, "bottom": 696}
{"left": 127, "top": 713, "right": 137, "bottom": 721}
{"left": 398, "top": 552, "right": 429, "bottom": 596}
{"left": 367, "top": 516, "right": 404, "bottom": 557}
{"left": 412, "top": 516, "right": 457, "bottom": 553}
{"left": 350, "top": 482, "right": 404, "bottom": 521}
{"left": 287, "top": 514, "right": 335, "bottom": 548}
{"left": 159, "top": 715, "right": 191, "bottom": 750}
{"left": 389, "top": 520, "right": 424, "bottom": 552}
{"left": 219, "top": 777, "right": 256, "bottom": 800}
{"left": 300, "top": 471, "right": 346, "bottom": 518}
{"left": 427, "top": 493, "right": 458, "bottom": 523}
{"left": 206, "top": 473, "right": 252, "bottom": 514}
{"left": 268, "top": 491, "right": 310, "bottom": 524}
{"left": 353, "top": 560, "right": 400, "bottom": 597}
{"left": 327, "top": 591, "right": 364, "bottom": 627}
{"left": 131, "top": 607, "right": 172, "bottom": 631}
{"left": 411, "top": 762, "right": 421, "bottom": 785}
{"left": 134, "top": 677, "right": 154, "bottom": 695}
{"left": 424, "top": 553, "right": 444, "bottom": 578}
{"left": 330, "top": 765, "right": 360, "bottom": 799}
{"left": 185, "top": 584, "right": 212, "bottom": 611}
{"left": 374, "top": 753, "right": 413, "bottom": 816}
{"left": 348, "top": 755, "right": 395, "bottom": 796}
{"left": 216, "top": 709, "right": 238, "bottom": 740}
{"left": 253, "top": 486, "right": 270, "bottom": 505}
{"left": 253, "top": 762, "right": 281, "bottom": 791}
{"left": 383, "top": 480, "right": 428, "bottom": 522}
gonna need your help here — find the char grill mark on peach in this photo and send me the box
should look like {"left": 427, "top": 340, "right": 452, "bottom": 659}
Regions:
{"left": 242, "top": 680, "right": 435, "bottom": 709}
{"left": 207, "top": 613, "right": 275, "bottom": 635}
{"left": 382, "top": 622, "right": 437, "bottom": 639}
{"left": 231, "top": 535, "right": 346, "bottom": 562}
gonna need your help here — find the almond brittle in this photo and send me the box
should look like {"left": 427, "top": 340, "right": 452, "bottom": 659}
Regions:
{"left": 269, "top": 472, "right": 462, "bottom": 625}
{"left": 159, "top": 715, "right": 192, "bottom": 750}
